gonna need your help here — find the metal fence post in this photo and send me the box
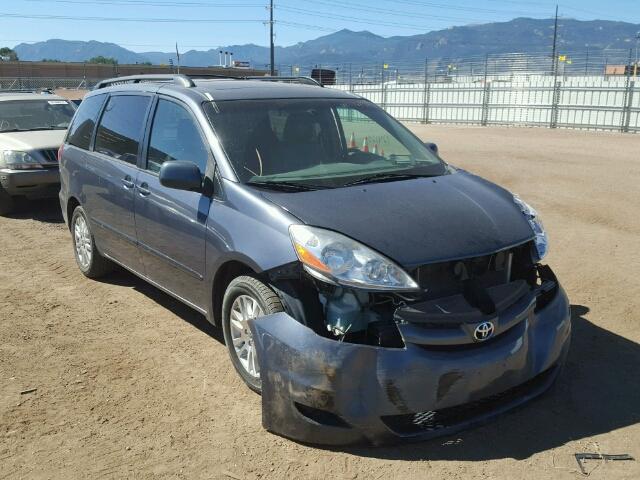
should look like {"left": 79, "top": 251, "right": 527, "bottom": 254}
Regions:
{"left": 381, "top": 64, "right": 387, "bottom": 110}
{"left": 621, "top": 49, "right": 634, "bottom": 133}
{"left": 481, "top": 55, "right": 490, "bottom": 126}
{"left": 348, "top": 63, "right": 353, "bottom": 92}
{"left": 550, "top": 54, "right": 561, "bottom": 128}
{"left": 550, "top": 80, "right": 561, "bottom": 128}
{"left": 623, "top": 81, "right": 635, "bottom": 133}
{"left": 422, "top": 57, "right": 430, "bottom": 124}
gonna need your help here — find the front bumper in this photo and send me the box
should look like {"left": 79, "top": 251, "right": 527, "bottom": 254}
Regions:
{"left": 250, "top": 282, "right": 571, "bottom": 446}
{"left": 0, "top": 168, "right": 60, "bottom": 198}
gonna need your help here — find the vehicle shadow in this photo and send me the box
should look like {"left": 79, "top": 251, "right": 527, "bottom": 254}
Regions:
{"left": 7, "top": 198, "right": 65, "bottom": 224}
{"left": 98, "top": 268, "right": 225, "bottom": 346}
{"left": 343, "top": 305, "right": 640, "bottom": 460}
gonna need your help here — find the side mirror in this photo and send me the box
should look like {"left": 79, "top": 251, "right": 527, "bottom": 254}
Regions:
{"left": 159, "top": 161, "right": 203, "bottom": 192}
{"left": 424, "top": 142, "right": 439, "bottom": 155}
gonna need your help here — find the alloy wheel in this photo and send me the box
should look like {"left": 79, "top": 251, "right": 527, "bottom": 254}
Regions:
{"left": 229, "top": 294, "right": 263, "bottom": 378}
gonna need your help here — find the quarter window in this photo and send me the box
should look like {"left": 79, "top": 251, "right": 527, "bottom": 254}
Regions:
{"left": 66, "top": 94, "right": 105, "bottom": 150}
{"left": 146, "top": 99, "right": 209, "bottom": 174}
{"left": 95, "top": 95, "right": 151, "bottom": 164}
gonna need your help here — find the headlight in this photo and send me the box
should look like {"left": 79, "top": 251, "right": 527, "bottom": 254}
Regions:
{"left": 1, "top": 150, "right": 43, "bottom": 170}
{"left": 289, "top": 225, "right": 419, "bottom": 291}
{"left": 513, "top": 195, "right": 548, "bottom": 262}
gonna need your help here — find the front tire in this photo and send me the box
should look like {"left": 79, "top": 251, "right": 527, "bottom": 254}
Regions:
{"left": 71, "top": 206, "right": 114, "bottom": 278}
{"left": 0, "top": 186, "right": 14, "bottom": 216}
{"left": 222, "top": 275, "right": 284, "bottom": 393}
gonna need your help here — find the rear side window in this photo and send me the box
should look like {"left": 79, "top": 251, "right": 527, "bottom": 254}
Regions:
{"left": 95, "top": 95, "right": 151, "bottom": 164}
{"left": 146, "top": 99, "right": 209, "bottom": 174}
{"left": 67, "top": 94, "right": 105, "bottom": 150}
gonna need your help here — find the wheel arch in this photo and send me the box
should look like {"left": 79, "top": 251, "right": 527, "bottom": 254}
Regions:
{"left": 66, "top": 196, "right": 81, "bottom": 230}
{"left": 211, "top": 259, "right": 258, "bottom": 326}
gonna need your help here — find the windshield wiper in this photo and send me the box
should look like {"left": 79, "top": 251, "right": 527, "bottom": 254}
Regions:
{"left": 247, "top": 180, "right": 325, "bottom": 192}
{"left": 342, "top": 172, "right": 439, "bottom": 187}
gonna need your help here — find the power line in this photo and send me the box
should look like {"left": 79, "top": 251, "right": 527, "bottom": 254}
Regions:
{"left": 0, "top": 13, "right": 264, "bottom": 23}
{"left": 0, "top": 11, "right": 334, "bottom": 33}
{"left": 278, "top": 5, "right": 435, "bottom": 31}
{"left": 284, "top": 0, "right": 478, "bottom": 24}
{"left": 23, "top": 0, "right": 265, "bottom": 7}
{"left": 277, "top": 20, "right": 336, "bottom": 33}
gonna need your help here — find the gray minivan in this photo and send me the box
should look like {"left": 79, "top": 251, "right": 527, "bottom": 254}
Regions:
{"left": 59, "top": 74, "right": 571, "bottom": 445}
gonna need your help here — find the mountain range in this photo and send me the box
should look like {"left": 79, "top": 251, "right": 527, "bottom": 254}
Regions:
{"left": 12, "top": 18, "right": 640, "bottom": 67}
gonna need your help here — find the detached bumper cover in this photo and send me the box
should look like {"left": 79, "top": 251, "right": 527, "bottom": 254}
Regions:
{"left": 250, "top": 284, "right": 571, "bottom": 446}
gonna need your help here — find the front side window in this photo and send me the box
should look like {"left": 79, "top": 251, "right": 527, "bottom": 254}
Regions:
{"left": 0, "top": 99, "right": 75, "bottom": 133}
{"left": 67, "top": 94, "right": 105, "bottom": 150}
{"left": 95, "top": 95, "right": 151, "bottom": 164}
{"left": 146, "top": 99, "right": 209, "bottom": 174}
{"left": 204, "top": 98, "right": 445, "bottom": 189}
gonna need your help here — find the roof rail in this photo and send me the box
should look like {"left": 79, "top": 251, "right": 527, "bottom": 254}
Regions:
{"left": 244, "top": 76, "right": 323, "bottom": 87}
{"left": 94, "top": 74, "right": 195, "bottom": 90}
{"left": 190, "top": 74, "right": 322, "bottom": 87}
{"left": 93, "top": 73, "right": 323, "bottom": 90}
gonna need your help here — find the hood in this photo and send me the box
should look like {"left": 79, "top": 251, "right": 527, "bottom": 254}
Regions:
{"left": 259, "top": 171, "right": 535, "bottom": 267}
{"left": 0, "top": 130, "right": 66, "bottom": 151}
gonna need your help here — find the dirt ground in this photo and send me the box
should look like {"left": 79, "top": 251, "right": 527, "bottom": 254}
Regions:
{"left": 1, "top": 125, "right": 639, "bottom": 480}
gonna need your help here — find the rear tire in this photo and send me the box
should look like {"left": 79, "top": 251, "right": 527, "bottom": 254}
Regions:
{"left": 0, "top": 186, "right": 14, "bottom": 216}
{"left": 222, "top": 275, "right": 284, "bottom": 393}
{"left": 71, "top": 206, "right": 114, "bottom": 278}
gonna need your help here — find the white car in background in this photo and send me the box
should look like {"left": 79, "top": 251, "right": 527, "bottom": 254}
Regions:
{"left": 0, "top": 91, "right": 76, "bottom": 215}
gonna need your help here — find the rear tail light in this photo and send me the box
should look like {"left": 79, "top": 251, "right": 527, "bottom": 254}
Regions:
{"left": 57, "top": 144, "right": 64, "bottom": 162}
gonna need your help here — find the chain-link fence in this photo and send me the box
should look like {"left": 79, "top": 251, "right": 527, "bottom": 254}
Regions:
{"left": 0, "top": 77, "right": 97, "bottom": 90}
{"left": 301, "top": 49, "right": 639, "bottom": 133}
{"left": 269, "top": 49, "right": 638, "bottom": 84}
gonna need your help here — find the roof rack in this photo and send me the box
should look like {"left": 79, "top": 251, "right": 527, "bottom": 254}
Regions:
{"left": 94, "top": 74, "right": 195, "bottom": 89}
{"left": 94, "top": 73, "right": 323, "bottom": 90}
{"left": 246, "top": 76, "right": 322, "bottom": 86}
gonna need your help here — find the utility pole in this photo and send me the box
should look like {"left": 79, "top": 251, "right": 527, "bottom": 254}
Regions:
{"left": 269, "top": 0, "right": 275, "bottom": 75}
{"left": 551, "top": 5, "right": 559, "bottom": 76}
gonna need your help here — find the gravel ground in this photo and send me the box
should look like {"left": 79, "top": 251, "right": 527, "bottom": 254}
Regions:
{"left": 1, "top": 125, "right": 639, "bottom": 479}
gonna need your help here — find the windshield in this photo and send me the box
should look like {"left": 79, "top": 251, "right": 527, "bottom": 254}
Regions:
{"left": 204, "top": 98, "right": 446, "bottom": 189}
{"left": 0, "top": 99, "right": 75, "bottom": 132}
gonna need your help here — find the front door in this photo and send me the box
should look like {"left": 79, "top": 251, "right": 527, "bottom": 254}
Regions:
{"left": 134, "top": 97, "right": 211, "bottom": 308}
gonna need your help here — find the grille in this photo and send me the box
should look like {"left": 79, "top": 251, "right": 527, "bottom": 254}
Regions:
{"left": 39, "top": 149, "right": 58, "bottom": 164}
{"left": 380, "top": 366, "right": 556, "bottom": 436}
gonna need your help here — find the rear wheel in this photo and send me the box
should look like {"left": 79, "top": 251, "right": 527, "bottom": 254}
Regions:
{"left": 71, "top": 206, "right": 114, "bottom": 278}
{"left": 0, "top": 186, "right": 14, "bottom": 216}
{"left": 222, "top": 275, "right": 284, "bottom": 393}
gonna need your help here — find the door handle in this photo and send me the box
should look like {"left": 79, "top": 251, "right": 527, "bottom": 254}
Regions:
{"left": 138, "top": 182, "right": 151, "bottom": 197}
{"left": 122, "top": 176, "right": 135, "bottom": 189}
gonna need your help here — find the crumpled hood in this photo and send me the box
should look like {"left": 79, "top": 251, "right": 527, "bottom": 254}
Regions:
{"left": 260, "top": 171, "right": 535, "bottom": 267}
{"left": 0, "top": 130, "right": 66, "bottom": 151}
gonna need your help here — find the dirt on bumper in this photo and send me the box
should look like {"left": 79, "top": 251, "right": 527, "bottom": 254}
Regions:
{"left": 249, "top": 284, "right": 571, "bottom": 446}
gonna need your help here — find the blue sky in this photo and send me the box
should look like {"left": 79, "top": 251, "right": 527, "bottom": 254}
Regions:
{"left": 1, "top": 0, "right": 639, "bottom": 52}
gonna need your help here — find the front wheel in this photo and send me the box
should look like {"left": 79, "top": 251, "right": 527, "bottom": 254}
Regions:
{"left": 222, "top": 275, "right": 284, "bottom": 393}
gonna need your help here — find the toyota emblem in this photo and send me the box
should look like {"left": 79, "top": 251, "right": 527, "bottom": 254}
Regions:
{"left": 474, "top": 321, "right": 495, "bottom": 341}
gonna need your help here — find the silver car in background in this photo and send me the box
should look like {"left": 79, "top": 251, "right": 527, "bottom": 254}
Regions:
{"left": 0, "top": 91, "right": 76, "bottom": 215}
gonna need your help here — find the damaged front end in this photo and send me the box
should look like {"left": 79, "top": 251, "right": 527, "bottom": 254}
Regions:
{"left": 251, "top": 240, "right": 571, "bottom": 445}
